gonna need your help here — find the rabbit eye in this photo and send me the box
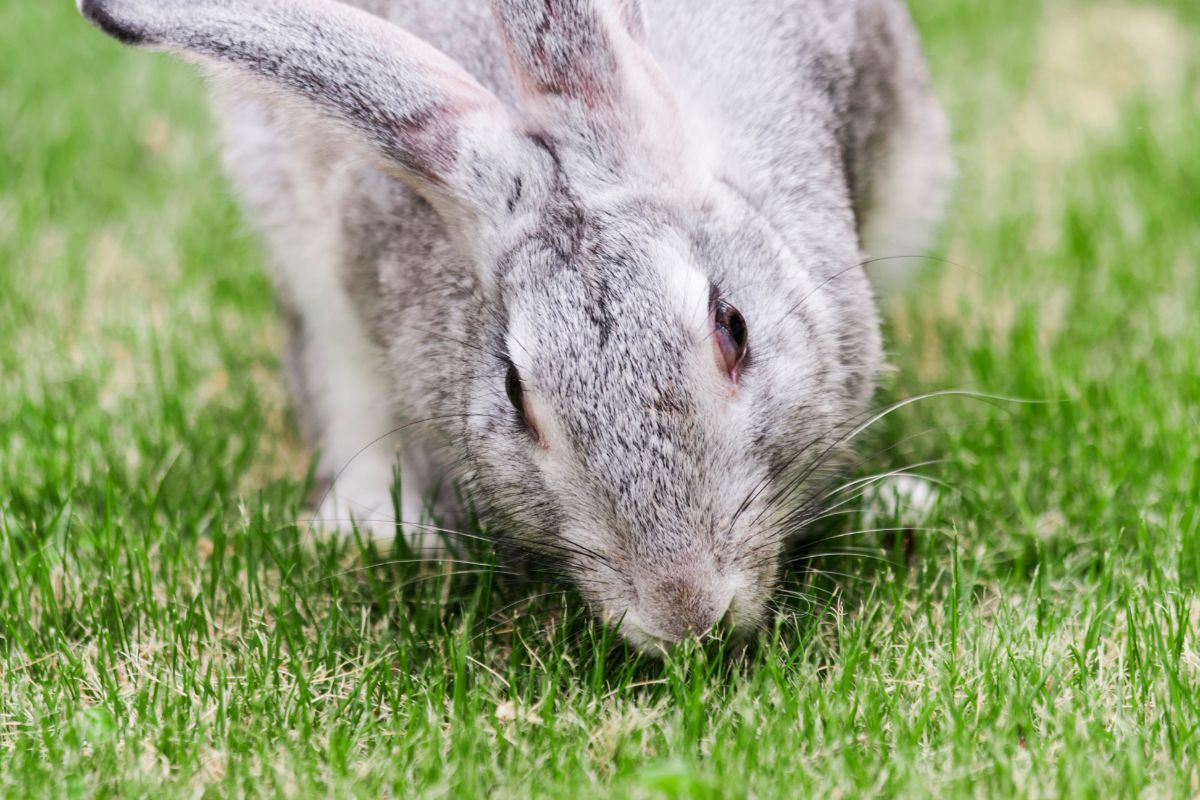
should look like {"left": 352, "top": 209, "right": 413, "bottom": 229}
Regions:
{"left": 714, "top": 300, "right": 749, "bottom": 380}
{"left": 505, "top": 360, "right": 541, "bottom": 440}
{"left": 505, "top": 361, "right": 525, "bottom": 415}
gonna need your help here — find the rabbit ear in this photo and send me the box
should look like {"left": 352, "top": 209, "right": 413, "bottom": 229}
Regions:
{"left": 490, "top": 0, "right": 644, "bottom": 100}
{"left": 489, "top": 0, "right": 678, "bottom": 151}
{"left": 611, "top": 0, "right": 649, "bottom": 42}
{"left": 78, "top": 0, "right": 540, "bottom": 225}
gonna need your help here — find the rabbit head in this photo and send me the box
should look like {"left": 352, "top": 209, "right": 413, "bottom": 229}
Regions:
{"left": 80, "top": 0, "right": 884, "bottom": 651}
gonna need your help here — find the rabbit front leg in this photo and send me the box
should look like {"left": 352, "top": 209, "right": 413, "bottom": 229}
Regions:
{"left": 214, "top": 91, "right": 446, "bottom": 554}
{"left": 284, "top": 287, "right": 447, "bottom": 553}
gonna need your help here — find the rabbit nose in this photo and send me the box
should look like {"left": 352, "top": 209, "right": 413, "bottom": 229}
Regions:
{"left": 636, "top": 576, "right": 734, "bottom": 642}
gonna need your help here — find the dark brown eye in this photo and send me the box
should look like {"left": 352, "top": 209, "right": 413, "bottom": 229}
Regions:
{"left": 505, "top": 361, "right": 525, "bottom": 416}
{"left": 505, "top": 360, "right": 542, "bottom": 441}
{"left": 714, "top": 300, "right": 749, "bottom": 380}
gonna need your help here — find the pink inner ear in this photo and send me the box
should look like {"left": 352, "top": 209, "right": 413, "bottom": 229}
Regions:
{"left": 492, "top": 0, "right": 660, "bottom": 113}
{"left": 382, "top": 57, "right": 509, "bottom": 183}
{"left": 611, "top": 0, "right": 647, "bottom": 42}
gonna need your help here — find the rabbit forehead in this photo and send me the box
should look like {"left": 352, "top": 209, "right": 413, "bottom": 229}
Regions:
{"left": 501, "top": 216, "right": 711, "bottom": 374}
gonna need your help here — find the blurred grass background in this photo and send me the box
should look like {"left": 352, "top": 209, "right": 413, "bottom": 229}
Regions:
{"left": 1, "top": 1, "right": 1198, "bottom": 796}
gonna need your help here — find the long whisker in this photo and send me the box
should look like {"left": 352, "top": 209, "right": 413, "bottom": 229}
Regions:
{"left": 786, "top": 550, "right": 899, "bottom": 565}
{"left": 310, "top": 412, "right": 507, "bottom": 519}
{"left": 770, "top": 390, "right": 1042, "bottom": 506}
{"left": 775, "top": 465, "right": 952, "bottom": 534}
{"left": 766, "top": 254, "right": 985, "bottom": 340}
{"left": 804, "top": 525, "right": 956, "bottom": 547}
{"left": 323, "top": 558, "right": 517, "bottom": 580}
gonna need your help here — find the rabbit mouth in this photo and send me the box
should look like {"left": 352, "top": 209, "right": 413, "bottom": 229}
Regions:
{"left": 615, "top": 606, "right": 741, "bottom": 653}
{"left": 592, "top": 570, "right": 770, "bottom": 654}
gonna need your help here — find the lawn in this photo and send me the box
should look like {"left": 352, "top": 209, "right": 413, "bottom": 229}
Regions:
{"left": 2, "top": 1, "right": 1198, "bottom": 797}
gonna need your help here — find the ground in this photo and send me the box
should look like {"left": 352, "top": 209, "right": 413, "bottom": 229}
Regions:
{"left": 1, "top": 1, "right": 1198, "bottom": 797}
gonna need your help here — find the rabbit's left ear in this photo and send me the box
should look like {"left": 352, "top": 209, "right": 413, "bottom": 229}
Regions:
{"left": 489, "top": 0, "right": 683, "bottom": 161}
{"left": 78, "top": 0, "right": 549, "bottom": 233}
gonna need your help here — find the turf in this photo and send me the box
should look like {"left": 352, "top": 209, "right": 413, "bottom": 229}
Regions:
{"left": 2, "top": 1, "right": 1198, "bottom": 797}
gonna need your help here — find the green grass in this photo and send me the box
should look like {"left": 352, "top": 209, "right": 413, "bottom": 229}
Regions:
{"left": 2, "top": 1, "right": 1199, "bottom": 796}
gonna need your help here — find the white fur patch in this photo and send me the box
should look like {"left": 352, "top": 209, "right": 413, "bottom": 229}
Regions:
{"left": 652, "top": 238, "right": 711, "bottom": 344}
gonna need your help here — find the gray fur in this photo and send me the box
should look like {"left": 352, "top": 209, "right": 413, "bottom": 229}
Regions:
{"left": 79, "top": 0, "right": 952, "bottom": 650}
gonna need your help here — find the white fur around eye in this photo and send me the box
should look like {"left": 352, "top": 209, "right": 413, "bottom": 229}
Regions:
{"left": 651, "top": 238, "right": 711, "bottom": 344}
{"left": 505, "top": 317, "right": 536, "bottom": 390}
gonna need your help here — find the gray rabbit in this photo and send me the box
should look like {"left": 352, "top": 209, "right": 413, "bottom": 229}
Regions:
{"left": 79, "top": 0, "right": 951, "bottom": 650}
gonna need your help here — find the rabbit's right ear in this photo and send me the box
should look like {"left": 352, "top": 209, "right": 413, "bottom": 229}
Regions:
{"left": 78, "top": 0, "right": 542, "bottom": 230}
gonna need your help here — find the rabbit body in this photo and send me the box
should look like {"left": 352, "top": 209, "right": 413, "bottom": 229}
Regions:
{"left": 80, "top": 0, "right": 950, "bottom": 648}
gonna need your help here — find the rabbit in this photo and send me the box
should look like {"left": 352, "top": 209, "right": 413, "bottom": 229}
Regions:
{"left": 78, "top": 0, "right": 951, "bottom": 651}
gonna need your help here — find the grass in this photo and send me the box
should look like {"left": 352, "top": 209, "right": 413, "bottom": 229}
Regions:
{"left": 2, "top": 0, "right": 1199, "bottom": 796}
